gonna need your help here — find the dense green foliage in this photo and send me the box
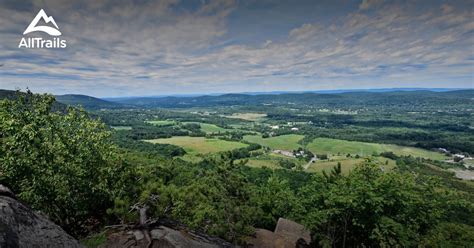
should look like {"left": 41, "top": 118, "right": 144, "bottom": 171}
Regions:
{"left": 293, "top": 163, "right": 473, "bottom": 246}
{"left": 0, "top": 91, "right": 127, "bottom": 235}
{"left": 108, "top": 153, "right": 474, "bottom": 246}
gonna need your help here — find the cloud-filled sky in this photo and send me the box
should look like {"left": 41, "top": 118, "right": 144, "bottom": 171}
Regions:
{"left": 0, "top": 0, "right": 473, "bottom": 97}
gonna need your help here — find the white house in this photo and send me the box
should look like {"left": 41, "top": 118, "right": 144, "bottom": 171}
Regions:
{"left": 454, "top": 154, "right": 465, "bottom": 159}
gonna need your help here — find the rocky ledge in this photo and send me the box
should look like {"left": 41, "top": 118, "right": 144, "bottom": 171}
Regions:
{"left": 0, "top": 184, "right": 82, "bottom": 248}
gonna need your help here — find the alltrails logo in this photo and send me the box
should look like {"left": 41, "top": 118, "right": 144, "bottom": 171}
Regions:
{"left": 19, "top": 9, "right": 67, "bottom": 49}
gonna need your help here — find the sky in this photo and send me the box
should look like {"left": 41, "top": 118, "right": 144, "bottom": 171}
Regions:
{"left": 0, "top": 0, "right": 473, "bottom": 97}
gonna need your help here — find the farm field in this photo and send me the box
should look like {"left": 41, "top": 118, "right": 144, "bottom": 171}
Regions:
{"left": 239, "top": 153, "right": 304, "bottom": 169}
{"left": 145, "top": 120, "right": 176, "bottom": 126}
{"left": 307, "top": 138, "right": 447, "bottom": 160}
{"left": 144, "top": 136, "right": 248, "bottom": 155}
{"left": 183, "top": 122, "right": 236, "bottom": 134}
{"left": 240, "top": 158, "right": 281, "bottom": 169}
{"left": 243, "top": 134, "right": 304, "bottom": 151}
{"left": 110, "top": 126, "right": 132, "bottom": 130}
{"left": 224, "top": 113, "right": 267, "bottom": 121}
{"left": 306, "top": 156, "right": 396, "bottom": 175}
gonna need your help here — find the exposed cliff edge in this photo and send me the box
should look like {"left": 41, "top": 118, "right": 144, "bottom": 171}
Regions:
{"left": 0, "top": 184, "right": 82, "bottom": 248}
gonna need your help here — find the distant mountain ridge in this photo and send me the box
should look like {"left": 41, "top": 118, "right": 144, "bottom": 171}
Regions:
{"left": 1, "top": 88, "right": 472, "bottom": 110}
{"left": 105, "top": 89, "right": 474, "bottom": 108}
{"left": 54, "top": 94, "right": 124, "bottom": 110}
{"left": 103, "top": 87, "right": 468, "bottom": 100}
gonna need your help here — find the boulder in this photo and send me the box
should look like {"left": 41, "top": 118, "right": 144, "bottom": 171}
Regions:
{"left": 247, "top": 218, "right": 311, "bottom": 248}
{"left": 274, "top": 218, "right": 311, "bottom": 245}
{"left": 0, "top": 185, "right": 82, "bottom": 248}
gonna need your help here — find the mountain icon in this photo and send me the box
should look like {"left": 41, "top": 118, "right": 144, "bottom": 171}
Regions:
{"left": 23, "top": 9, "right": 61, "bottom": 36}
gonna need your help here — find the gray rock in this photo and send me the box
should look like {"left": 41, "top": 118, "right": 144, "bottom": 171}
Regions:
{"left": 132, "top": 230, "right": 145, "bottom": 241}
{"left": 150, "top": 226, "right": 220, "bottom": 248}
{"left": 100, "top": 224, "right": 235, "bottom": 248}
{"left": 0, "top": 187, "right": 82, "bottom": 248}
{"left": 247, "top": 218, "right": 311, "bottom": 248}
{"left": 274, "top": 218, "right": 311, "bottom": 245}
{"left": 0, "top": 185, "right": 15, "bottom": 199}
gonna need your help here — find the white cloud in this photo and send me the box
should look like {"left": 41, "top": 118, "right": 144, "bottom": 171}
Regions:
{"left": 0, "top": 0, "right": 472, "bottom": 96}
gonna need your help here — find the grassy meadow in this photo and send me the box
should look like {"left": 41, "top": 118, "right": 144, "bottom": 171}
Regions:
{"left": 239, "top": 153, "right": 304, "bottom": 169}
{"left": 307, "top": 138, "right": 447, "bottom": 160}
{"left": 144, "top": 136, "right": 248, "bottom": 155}
{"left": 224, "top": 113, "right": 267, "bottom": 121}
{"left": 243, "top": 134, "right": 304, "bottom": 151}
{"left": 183, "top": 122, "right": 235, "bottom": 134}
{"left": 306, "top": 156, "right": 397, "bottom": 175}
{"left": 110, "top": 126, "right": 132, "bottom": 130}
{"left": 145, "top": 120, "right": 176, "bottom": 126}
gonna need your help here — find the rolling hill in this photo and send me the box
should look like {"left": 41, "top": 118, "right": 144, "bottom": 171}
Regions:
{"left": 105, "top": 89, "right": 474, "bottom": 109}
{"left": 55, "top": 94, "right": 125, "bottom": 110}
{"left": 3, "top": 89, "right": 473, "bottom": 111}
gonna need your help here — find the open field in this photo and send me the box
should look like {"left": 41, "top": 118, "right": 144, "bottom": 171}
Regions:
{"left": 307, "top": 138, "right": 447, "bottom": 160}
{"left": 145, "top": 120, "right": 176, "bottom": 126}
{"left": 183, "top": 122, "right": 235, "bottom": 134}
{"left": 243, "top": 134, "right": 304, "bottom": 151}
{"left": 144, "top": 136, "right": 247, "bottom": 155}
{"left": 240, "top": 158, "right": 282, "bottom": 169}
{"left": 224, "top": 113, "right": 267, "bottom": 121}
{"left": 110, "top": 126, "right": 132, "bottom": 130}
{"left": 238, "top": 153, "right": 304, "bottom": 169}
{"left": 307, "top": 156, "right": 397, "bottom": 175}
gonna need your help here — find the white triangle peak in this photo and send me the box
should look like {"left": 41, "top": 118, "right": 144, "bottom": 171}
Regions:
{"left": 23, "top": 9, "right": 62, "bottom": 36}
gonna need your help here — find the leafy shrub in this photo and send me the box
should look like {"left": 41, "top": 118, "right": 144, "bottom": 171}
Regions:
{"left": 0, "top": 91, "right": 127, "bottom": 235}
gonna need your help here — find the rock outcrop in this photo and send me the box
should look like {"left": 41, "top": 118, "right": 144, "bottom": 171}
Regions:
{"left": 274, "top": 218, "right": 311, "bottom": 246}
{"left": 101, "top": 217, "right": 311, "bottom": 248}
{"left": 99, "top": 219, "right": 235, "bottom": 248}
{"left": 247, "top": 218, "right": 311, "bottom": 248}
{"left": 0, "top": 184, "right": 82, "bottom": 248}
